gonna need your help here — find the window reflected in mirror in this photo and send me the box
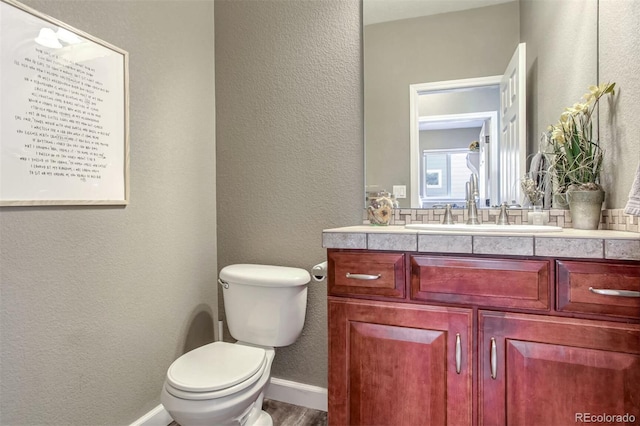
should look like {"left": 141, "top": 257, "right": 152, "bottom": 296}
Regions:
{"left": 422, "top": 150, "right": 474, "bottom": 208}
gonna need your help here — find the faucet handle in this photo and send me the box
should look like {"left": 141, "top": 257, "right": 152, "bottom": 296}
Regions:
{"left": 442, "top": 204, "right": 455, "bottom": 224}
{"left": 497, "top": 202, "right": 510, "bottom": 225}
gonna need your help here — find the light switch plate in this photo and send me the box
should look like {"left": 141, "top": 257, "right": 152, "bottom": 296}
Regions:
{"left": 393, "top": 185, "right": 406, "bottom": 199}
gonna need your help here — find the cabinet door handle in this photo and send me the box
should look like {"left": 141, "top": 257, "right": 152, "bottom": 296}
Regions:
{"left": 490, "top": 337, "right": 497, "bottom": 379}
{"left": 345, "top": 273, "right": 381, "bottom": 280}
{"left": 455, "top": 333, "right": 461, "bottom": 374}
{"left": 589, "top": 287, "right": 640, "bottom": 298}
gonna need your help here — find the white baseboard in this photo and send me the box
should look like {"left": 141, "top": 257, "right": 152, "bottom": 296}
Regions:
{"left": 265, "top": 377, "right": 328, "bottom": 412}
{"left": 131, "top": 378, "right": 327, "bottom": 426}
{"left": 129, "top": 404, "right": 173, "bottom": 426}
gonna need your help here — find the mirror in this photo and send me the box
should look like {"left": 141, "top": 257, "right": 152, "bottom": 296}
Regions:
{"left": 364, "top": 0, "right": 598, "bottom": 208}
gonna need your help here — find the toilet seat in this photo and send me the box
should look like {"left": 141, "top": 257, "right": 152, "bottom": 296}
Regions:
{"left": 165, "top": 342, "right": 267, "bottom": 401}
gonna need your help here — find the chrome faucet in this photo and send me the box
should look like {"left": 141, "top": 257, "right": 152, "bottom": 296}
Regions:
{"left": 466, "top": 174, "right": 480, "bottom": 225}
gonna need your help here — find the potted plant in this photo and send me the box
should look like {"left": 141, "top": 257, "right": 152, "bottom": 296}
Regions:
{"left": 547, "top": 82, "right": 616, "bottom": 229}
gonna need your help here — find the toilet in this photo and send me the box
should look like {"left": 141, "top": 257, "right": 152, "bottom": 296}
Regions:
{"left": 161, "top": 264, "right": 311, "bottom": 426}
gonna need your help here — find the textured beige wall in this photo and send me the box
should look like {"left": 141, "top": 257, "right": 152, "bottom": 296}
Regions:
{"left": 364, "top": 2, "right": 520, "bottom": 207}
{"left": 520, "top": 0, "right": 598, "bottom": 161}
{"left": 421, "top": 127, "right": 483, "bottom": 151}
{"left": 418, "top": 87, "right": 500, "bottom": 116}
{"left": 0, "top": 1, "right": 217, "bottom": 424}
{"left": 215, "top": 0, "right": 362, "bottom": 388}
{"left": 599, "top": 0, "right": 640, "bottom": 208}
{"left": 522, "top": 0, "right": 639, "bottom": 208}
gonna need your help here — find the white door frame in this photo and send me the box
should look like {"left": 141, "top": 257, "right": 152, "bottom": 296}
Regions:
{"left": 409, "top": 76, "right": 502, "bottom": 208}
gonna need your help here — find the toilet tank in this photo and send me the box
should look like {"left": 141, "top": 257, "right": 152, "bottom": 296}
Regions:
{"left": 219, "top": 264, "right": 310, "bottom": 347}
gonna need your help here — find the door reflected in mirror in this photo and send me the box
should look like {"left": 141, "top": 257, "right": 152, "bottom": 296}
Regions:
{"left": 410, "top": 42, "right": 525, "bottom": 208}
{"left": 416, "top": 86, "right": 498, "bottom": 208}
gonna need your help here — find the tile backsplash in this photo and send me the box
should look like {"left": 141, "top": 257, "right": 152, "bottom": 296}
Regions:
{"left": 362, "top": 208, "right": 640, "bottom": 233}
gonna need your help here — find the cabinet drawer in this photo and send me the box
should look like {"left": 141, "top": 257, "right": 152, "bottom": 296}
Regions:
{"left": 328, "top": 251, "right": 405, "bottom": 299}
{"left": 411, "top": 256, "right": 551, "bottom": 310}
{"left": 557, "top": 260, "right": 640, "bottom": 319}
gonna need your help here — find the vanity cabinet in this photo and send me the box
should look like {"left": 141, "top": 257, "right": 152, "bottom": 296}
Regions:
{"left": 556, "top": 260, "right": 640, "bottom": 319}
{"left": 410, "top": 255, "right": 551, "bottom": 311}
{"left": 479, "top": 311, "right": 640, "bottom": 425}
{"left": 327, "top": 249, "right": 640, "bottom": 426}
{"left": 328, "top": 298, "right": 472, "bottom": 426}
{"left": 328, "top": 251, "right": 406, "bottom": 299}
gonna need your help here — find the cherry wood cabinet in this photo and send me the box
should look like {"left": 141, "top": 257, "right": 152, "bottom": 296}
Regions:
{"left": 410, "top": 255, "right": 551, "bottom": 311}
{"left": 327, "top": 249, "right": 640, "bottom": 426}
{"left": 328, "top": 251, "right": 406, "bottom": 299}
{"left": 557, "top": 260, "right": 640, "bottom": 319}
{"left": 479, "top": 311, "right": 640, "bottom": 425}
{"left": 328, "top": 298, "right": 473, "bottom": 426}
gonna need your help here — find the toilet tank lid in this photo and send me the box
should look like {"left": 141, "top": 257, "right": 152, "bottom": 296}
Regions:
{"left": 220, "top": 264, "right": 310, "bottom": 287}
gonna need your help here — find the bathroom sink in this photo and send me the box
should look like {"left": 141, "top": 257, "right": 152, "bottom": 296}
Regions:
{"left": 404, "top": 223, "right": 563, "bottom": 233}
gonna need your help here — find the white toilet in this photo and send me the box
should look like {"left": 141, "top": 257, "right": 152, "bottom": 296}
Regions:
{"left": 161, "top": 264, "right": 311, "bottom": 426}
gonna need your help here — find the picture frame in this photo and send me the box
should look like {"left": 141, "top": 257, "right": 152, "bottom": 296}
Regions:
{"left": 426, "top": 169, "right": 442, "bottom": 189}
{"left": 0, "top": 0, "right": 129, "bottom": 206}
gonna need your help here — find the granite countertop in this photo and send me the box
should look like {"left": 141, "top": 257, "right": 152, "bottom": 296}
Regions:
{"left": 322, "top": 225, "right": 640, "bottom": 261}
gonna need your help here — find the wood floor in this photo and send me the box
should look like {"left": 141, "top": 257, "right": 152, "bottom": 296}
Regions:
{"left": 168, "top": 398, "right": 327, "bottom": 426}
{"left": 263, "top": 399, "right": 327, "bottom": 426}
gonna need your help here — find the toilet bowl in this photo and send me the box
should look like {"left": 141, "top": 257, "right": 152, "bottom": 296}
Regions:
{"left": 161, "top": 264, "right": 310, "bottom": 426}
{"left": 161, "top": 341, "right": 275, "bottom": 426}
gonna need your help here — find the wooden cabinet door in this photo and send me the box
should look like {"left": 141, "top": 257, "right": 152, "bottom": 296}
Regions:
{"left": 479, "top": 311, "right": 640, "bottom": 426}
{"left": 328, "top": 297, "right": 473, "bottom": 426}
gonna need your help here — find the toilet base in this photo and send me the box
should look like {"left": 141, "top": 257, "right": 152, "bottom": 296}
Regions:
{"left": 253, "top": 411, "right": 273, "bottom": 426}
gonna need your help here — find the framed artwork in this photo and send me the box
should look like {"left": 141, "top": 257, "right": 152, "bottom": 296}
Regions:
{"left": 426, "top": 169, "right": 442, "bottom": 189}
{"left": 0, "top": 0, "right": 129, "bottom": 206}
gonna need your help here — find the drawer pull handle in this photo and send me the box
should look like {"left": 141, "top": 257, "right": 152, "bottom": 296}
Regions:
{"left": 490, "top": 337, "right": 497, "bottom": 379}
{"left": 589, "top": 287, "right": 640, "bottom": 298}
{"left": 455, "top": 333, "right": 461, "bottom": 374}
{"left": 345, "top": 273, "right": 381, "bottom": 280}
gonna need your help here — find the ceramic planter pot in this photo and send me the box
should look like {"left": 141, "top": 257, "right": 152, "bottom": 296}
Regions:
{"left": 552, "top": 193, "right": 569, "bottom": 209}
{"left": 567, "top": 189, "right": 605, "bottom": 230}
